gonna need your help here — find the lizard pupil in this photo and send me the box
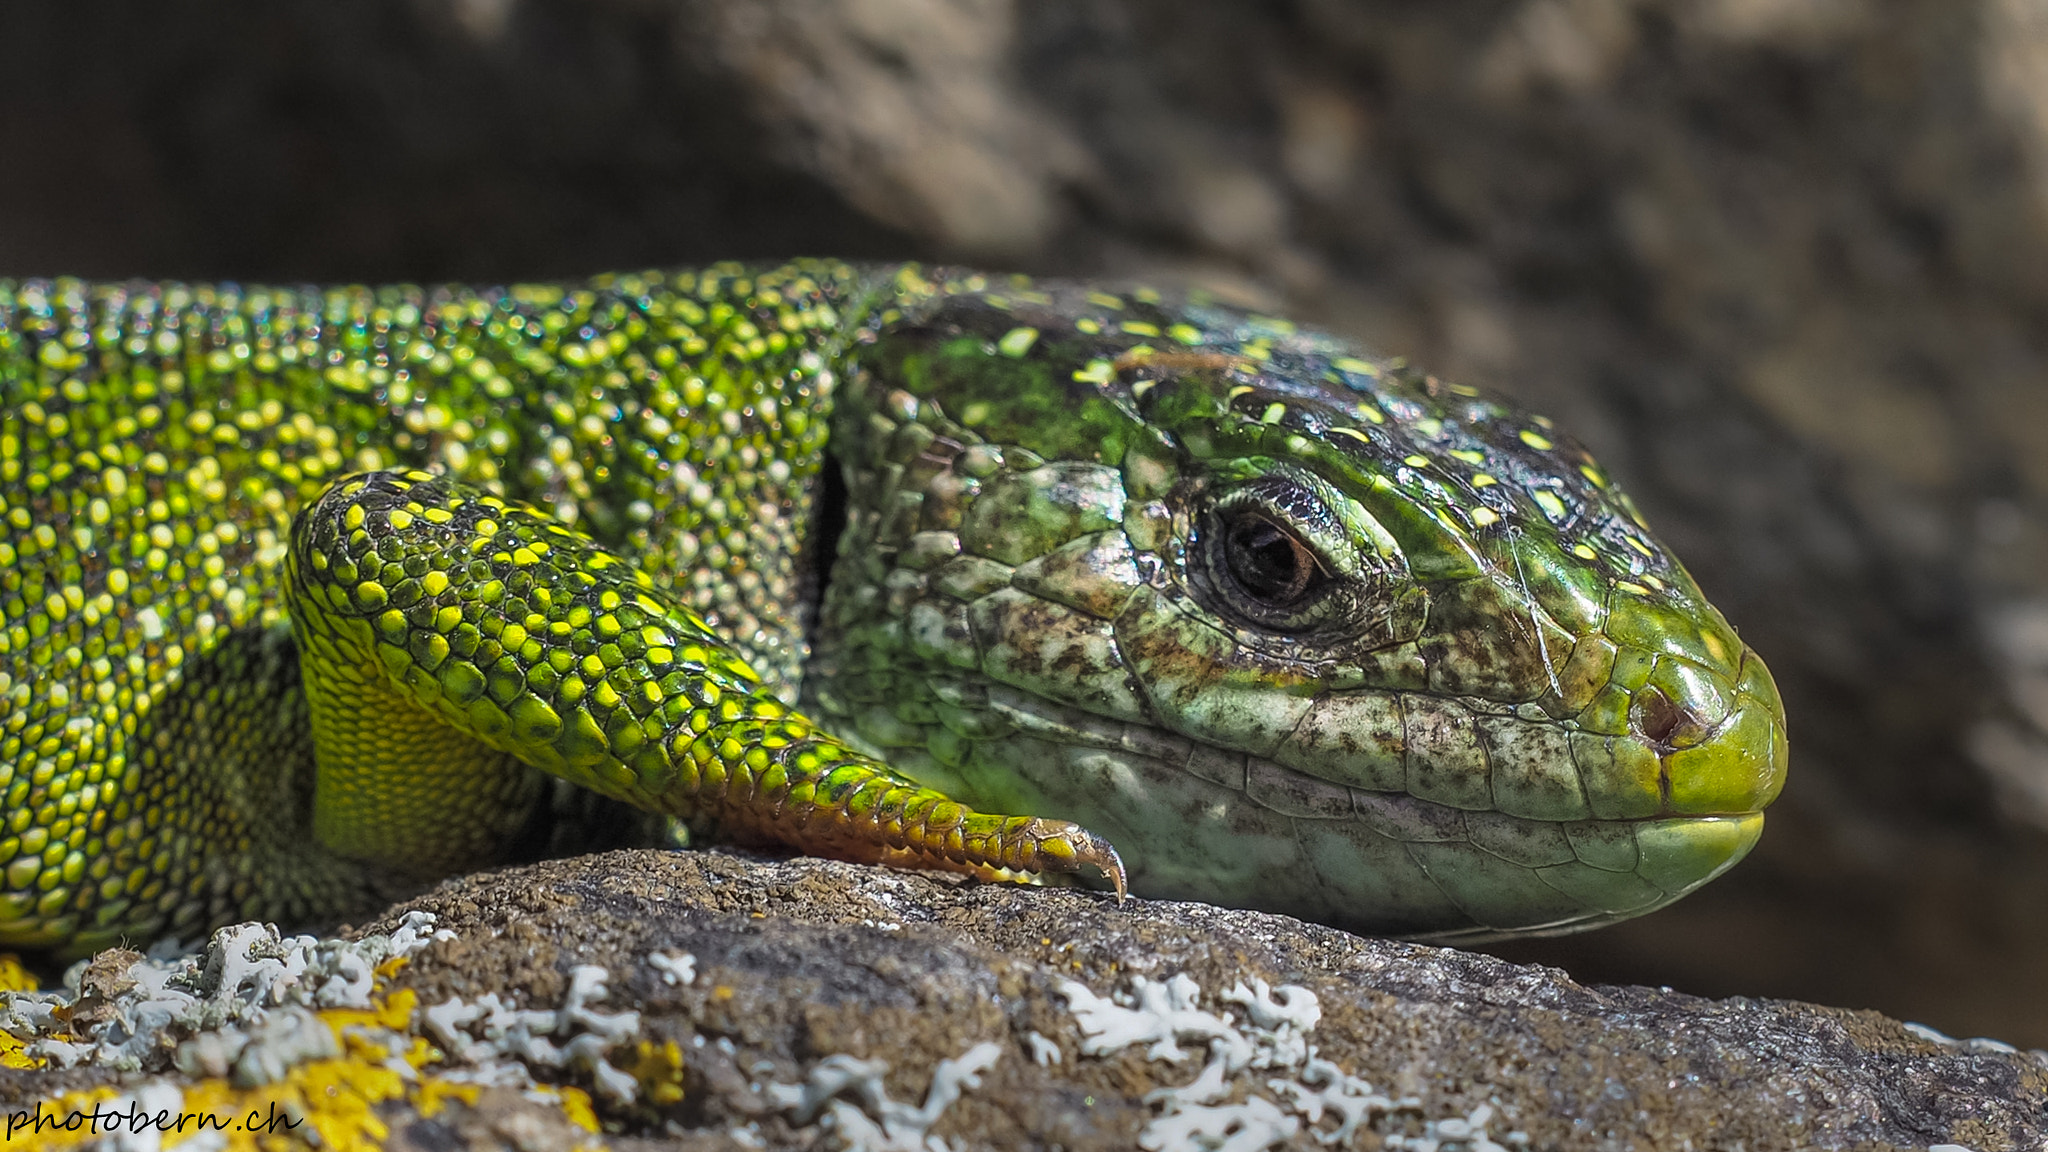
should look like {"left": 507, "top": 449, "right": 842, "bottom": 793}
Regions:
{"left": 1224, "top": 515, "right": 1318, "bottom": 606}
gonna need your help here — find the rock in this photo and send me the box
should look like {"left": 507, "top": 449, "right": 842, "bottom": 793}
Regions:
{"left": 6, "top": 849, "right": 2006, "bottom": 1150}
{"left": 0, "top": 851, "right": 2038, "bottom": 1146}
{"left": 374, "top": 852, "right": 2048, "bottom": 1148}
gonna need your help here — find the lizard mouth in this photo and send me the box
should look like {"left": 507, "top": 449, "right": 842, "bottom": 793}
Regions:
{"left": 1398, "top": 812, "right": 1765, "bottom": 944}
{"left": 1408, "top": 642, "right": 1786, "bottom": 941}
{"left": 925, "top": 668, "right": 1776, "bottom": 941}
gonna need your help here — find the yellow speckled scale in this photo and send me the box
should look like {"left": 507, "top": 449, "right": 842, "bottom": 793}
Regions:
{"left": 0, "top": 263, "right": 1125, "bottom": 952}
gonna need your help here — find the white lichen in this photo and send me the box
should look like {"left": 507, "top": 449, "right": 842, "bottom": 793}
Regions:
{"left": 766, "top": 1040, "right": 1004, "bottom": 1152}
{"left": 1025, "top": 1030, "right": 1061, "bottom": 1067}
{"left": 422, "top": 962, "right": 643, "bottom": 1104}
{"left": 1061, "top": 973, "right": 1251, "bottom": 1067}
{"left": 228, "top": 1007, "right": 341, "bottom": 1087}
{"left": 9, "top": 911, "right": 453, "bottom": 1077}
{"left": 1063, "top": 972, "right": 1525, "bottom": 1152}
{"left": 647, "top": 950, "right": 697, "bottom": 986}
{"left": 1140, "top": 1092, "right": 1299, "bottom": 1152}
{"left": 1269, "top": 1055, "right": 1399, "bottom": 1145}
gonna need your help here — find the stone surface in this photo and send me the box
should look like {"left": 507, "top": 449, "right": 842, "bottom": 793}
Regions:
{"left": 8, "top": 850, "right": 2035, "bottom": 1148}
{"left": 3, "top": 0, "right": 2048, "bottom": 1044}
{"left": 399, "top": 851, "right": 2048, "bottom": 1149}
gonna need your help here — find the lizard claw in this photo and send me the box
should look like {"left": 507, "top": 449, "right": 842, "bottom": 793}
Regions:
{"left": 1020, "top": 819, "right": 1127, "bottom": 901}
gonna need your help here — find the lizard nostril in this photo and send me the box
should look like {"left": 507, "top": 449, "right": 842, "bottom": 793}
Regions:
{"left": 1633, "top": 685, "right": 1706, "bottom": 750}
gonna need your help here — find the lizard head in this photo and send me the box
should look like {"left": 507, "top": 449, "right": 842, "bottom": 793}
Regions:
{"left": 829, "top": 274, "right": 1787, "bottom": 939}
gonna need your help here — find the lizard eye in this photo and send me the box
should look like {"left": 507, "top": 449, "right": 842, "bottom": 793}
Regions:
{"left": 1197, "top": 480, "right": 1352, "bottom": 634}
{"left": 1222, "top": 514, "right": 1321, "bottom": 608}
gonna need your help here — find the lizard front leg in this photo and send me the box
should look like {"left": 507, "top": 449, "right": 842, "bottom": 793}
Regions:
{"left": 286, "top": 468, "right": 1127, "bottom": 894}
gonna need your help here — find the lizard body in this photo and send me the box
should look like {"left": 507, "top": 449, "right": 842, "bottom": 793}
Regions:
{"left": 0, "top": 261, "right": 1785, "bottom": 954}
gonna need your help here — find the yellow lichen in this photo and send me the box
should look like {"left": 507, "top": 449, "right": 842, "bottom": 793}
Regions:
{"left": 0, "top": 1029, "right": 41, "bottom": 1070}
{"left": 0, "top": 955, "right": 46, "bottom": 1070}
{"left": 414, "top": 1077, "right": 480, "bottom": 1119}
{"left": 626, "top": 1038, "right": 686, "bottom": 1107}
{"left": 287, "top": 1057, "right": 404, "bottom": 1152}
{"left": 317, "top": 988, "right": 419, "bottom": 1041}
{"left": 5, "top": 968, "right": 625, "bottom": 1151}
{"left": 545, "top": 1084, "right": 602, "bottom": 1135}
{"left": 0, "top": 954, "right": 40, "bottom": 992}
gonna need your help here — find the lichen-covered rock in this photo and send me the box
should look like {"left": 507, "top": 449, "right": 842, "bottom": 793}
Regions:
{"left": 6, "top": 850, "right": 2018, "bottom": 1151}
{"left": 380, "top": 850, "right": 2048, "bottom": 1150}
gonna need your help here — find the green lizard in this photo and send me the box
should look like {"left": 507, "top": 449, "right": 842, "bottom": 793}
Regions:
{"left": 0, "top": 260, "right": 1785, "bottom": 956}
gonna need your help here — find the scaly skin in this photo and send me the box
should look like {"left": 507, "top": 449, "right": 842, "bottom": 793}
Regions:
{"left": 0, "top": 262, "right": 1786, "bottom": 955}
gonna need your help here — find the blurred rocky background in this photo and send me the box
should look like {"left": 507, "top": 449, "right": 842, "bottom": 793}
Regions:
{"left": 6, "top": 0, "right": 2048, "bottom": 1044}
